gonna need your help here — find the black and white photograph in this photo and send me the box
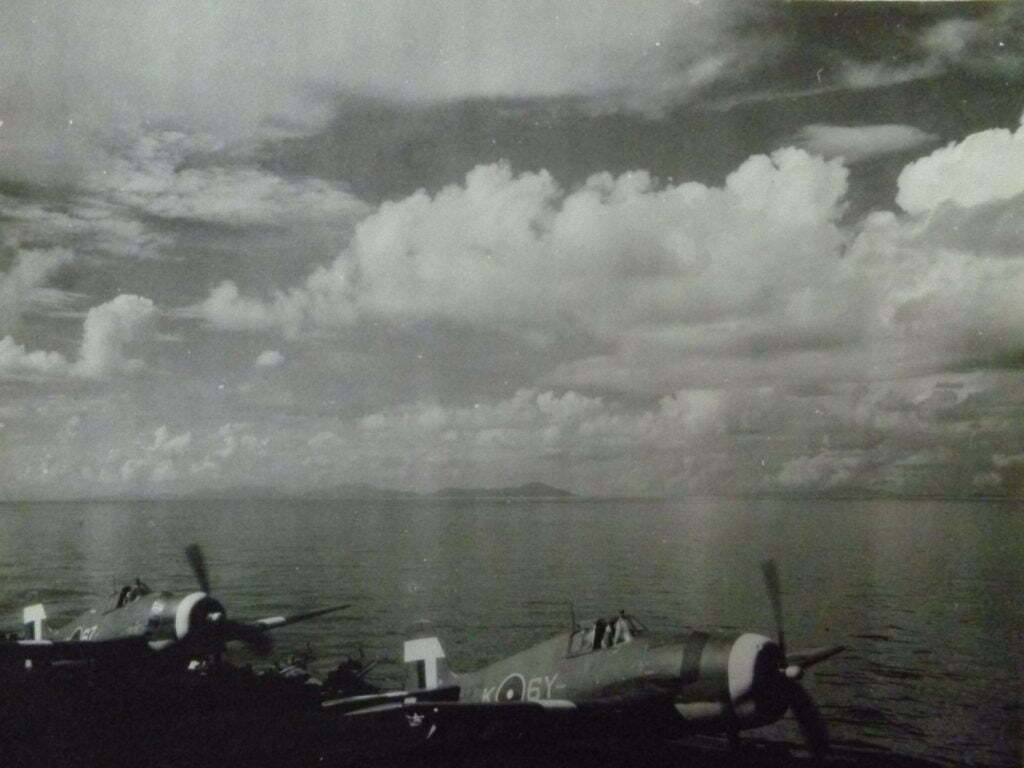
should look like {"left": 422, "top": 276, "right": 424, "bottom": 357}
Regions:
{"left": 0, "top": 1, "right": 1021, "bottom": 766}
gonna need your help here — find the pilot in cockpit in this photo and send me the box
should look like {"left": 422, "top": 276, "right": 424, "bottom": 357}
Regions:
{"left": 592, "top": 618, "right": 607, "bottom": 650}
{"left": 126, "top": 578, "right": 151, "bottom": 603}
{"left": 612, "top": 610, "right": 633, "bottom": 644}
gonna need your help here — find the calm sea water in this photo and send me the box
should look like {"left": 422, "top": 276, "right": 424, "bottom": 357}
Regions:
{"left": 0, "top": 497, "right": 1019, "bottom": 767}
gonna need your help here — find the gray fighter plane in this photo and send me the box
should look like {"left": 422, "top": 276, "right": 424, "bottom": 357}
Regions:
{"left": 4, "top": 544, "right": 347, "bottom": 664}
{"left": 351, "top": 561, "right": 843, "bottom": 759}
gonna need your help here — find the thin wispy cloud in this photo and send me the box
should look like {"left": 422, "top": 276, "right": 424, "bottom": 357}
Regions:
{"left": 793, "top": 124, "right": 938, "bottom": 163}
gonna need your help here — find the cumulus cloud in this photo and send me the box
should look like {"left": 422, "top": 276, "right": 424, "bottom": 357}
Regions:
{"left": 74, "top": 295, "right": 157, "bottom": 378}
{"left": 897, "top": 112, "right": 1024, "bottom": 214}
{"left": 8, "top": 59, "right": 1024, "bottom": 498}
{"left": 190, "top": 120, "right": 1024, "bottom": 396}
{"left": 110, "top": 427, "right": 191, "bottom": 488}
{"left": 254, "top": 350, "right": 284, "bottom": 368}
{"left": 195, "top": 150, "right": 849, "bottom": 344}
{"left": 0, "top": 293, "right": 159, "bottom": 381}
{"left": 210, "top": 422, "right": 265, "bottom": 462}
{"left": 793, "top": 124, "right": 938, "bottom": 163}
{"left": 150, "top": 425, "right": 192, "bottom": 455}
{"left": 0, "top": 335, "right": 70, "bottom": 379}
{"left": 187, "top": 281, "right": 313, "bottom": 337}
{"left": 0, "top": 247, "right": 75, "bottom": 329}
{"left": 345, "top": 387, "right": 726, "bottom": 493}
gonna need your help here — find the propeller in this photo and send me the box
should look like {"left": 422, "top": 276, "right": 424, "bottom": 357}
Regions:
{"left": 760, "top": 559, "right": 835, "bottom": 760}
{"left": 185, "top": 543, "right": 211, "bottom": 594}
{"left": 786, "top": 676, "right": 830, "bottom": 758}
{"left": 222, "top": 618, "right": 274, "bottom": 656}
{"left": 180, "top": 544, "right": 348, "bottom": 658}
{"left": 761, "top": 560, "right": 786, "bottom": 661}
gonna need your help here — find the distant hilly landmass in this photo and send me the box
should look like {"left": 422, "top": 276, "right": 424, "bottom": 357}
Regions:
{"left": 179, "top": 481, "right": 574, "bottom": 501}
{"left": 430, "top": 482, "right": 574, "bottom": 499}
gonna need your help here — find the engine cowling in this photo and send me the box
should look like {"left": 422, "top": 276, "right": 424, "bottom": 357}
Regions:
{"left": 726, "top": 632, "right": 788, "bottom": 726}
{"left": 667, "top": 631, "right": 788, "bottom": 730}
{"left": 172, "top": 591, "right": 227, "bottom": 645}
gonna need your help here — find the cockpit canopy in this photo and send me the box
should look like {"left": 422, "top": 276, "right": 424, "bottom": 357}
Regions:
{"left": 115, "top": 579, "right": 152, "bottom": 608}
{"left": 567, "top": 613, "right": 646, "bottom": 656}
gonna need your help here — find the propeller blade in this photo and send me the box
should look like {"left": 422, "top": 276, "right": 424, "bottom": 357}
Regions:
{"left": 185, "top": 544, "right": 211, "bottom": 594}
{"left": 761, "top": 559, "right": 786, "bottom": 661}
{"left": 222, "top": 619, "right": 274, "bottom": 657}
{"left": 787, "top": 644, "right": 845, "bottom": 672}
{"left": 786, "top": 678, "right": 829, "bottom": 759}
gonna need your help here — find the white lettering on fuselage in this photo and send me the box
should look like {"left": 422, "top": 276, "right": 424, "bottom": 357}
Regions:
{"left": 480, "top": 673, "right": 560, "bottom": 702}
{"left": 544, "top": 675, "right": 560, "bottom": 697}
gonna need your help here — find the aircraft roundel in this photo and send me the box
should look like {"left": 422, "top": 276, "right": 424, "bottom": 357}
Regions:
{"left": 496, "top": 673, "right": 525, "bottom": 702}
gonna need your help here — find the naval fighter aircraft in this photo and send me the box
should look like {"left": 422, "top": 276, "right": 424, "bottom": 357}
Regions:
{"left": 350, "top": 561, "right": 843, "bottom": 760}
{"left": 2, "top": 544, "right": 347, "bottom": 664}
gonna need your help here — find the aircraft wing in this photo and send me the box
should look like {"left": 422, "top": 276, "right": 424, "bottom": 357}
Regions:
{"left": 0, "top": 636, "right": 154, "bottom": 664}
{"left": 253, "top": 604, "right": 350, "bottom": 630}
{"left": 341, "top": 693, "right": 589, "bottom": 742}
{"left": 323, "top": 685, "right": 462, "bottom": 715}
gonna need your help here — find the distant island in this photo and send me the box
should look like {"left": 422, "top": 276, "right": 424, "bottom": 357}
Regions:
{"left": 167, "top": 481, "right": 576, "bottom": 502}
{"left": 430, "top": 482, "right": 574, "bottom": 499}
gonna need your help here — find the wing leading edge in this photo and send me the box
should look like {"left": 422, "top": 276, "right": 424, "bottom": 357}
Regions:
{"left": 0, "top": 636, "right": 154, "bottom": 663}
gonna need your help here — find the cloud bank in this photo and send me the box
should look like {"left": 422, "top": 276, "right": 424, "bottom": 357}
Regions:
{"left": 194, "top": 114, "right": 1024, "bottom": 394}
{"left": 897, "top": 114, "right": 1024, "bottom": 214}
{"left": 196, "top": 149, "right": 850, "bottom": 347}
{"left": 0, "top": 294, "right": 157, "bottom": 380}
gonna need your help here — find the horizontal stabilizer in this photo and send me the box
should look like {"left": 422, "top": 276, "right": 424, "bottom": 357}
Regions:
{"left": 22, "top": 603, "right": 47, "bottom": 641}
{"left": 404, "top": 623, "right": 458, "bottom": 691}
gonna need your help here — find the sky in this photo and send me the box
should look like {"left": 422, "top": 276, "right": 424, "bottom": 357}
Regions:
{"left": 2, "top": 0, "right": 1024, "bottom": 499}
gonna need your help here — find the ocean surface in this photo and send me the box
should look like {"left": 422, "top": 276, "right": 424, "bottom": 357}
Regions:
{"left": 0, "top": 496, "right": 1019, "bottom": 767}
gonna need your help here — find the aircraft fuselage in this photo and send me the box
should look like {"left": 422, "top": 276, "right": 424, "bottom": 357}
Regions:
{"left": 40, "top": 590, "right": 227, "bottom": 651}
{"left": 452, "top": 629, "right": 788, "bottom": 735}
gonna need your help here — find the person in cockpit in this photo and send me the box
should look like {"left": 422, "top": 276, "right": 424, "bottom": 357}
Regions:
{"left": 592, "top": 618, "right": 607, "bottom": 650}
{"left": 126, "top": 578, "right": 150, "bottom": 603}
{"left": 613, "top": 610, "right": 633, "bottom": 644}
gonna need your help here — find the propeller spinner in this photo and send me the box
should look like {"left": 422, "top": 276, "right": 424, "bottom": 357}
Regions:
{"left": 178, "top": 543, "right": 348, "bottom": 657}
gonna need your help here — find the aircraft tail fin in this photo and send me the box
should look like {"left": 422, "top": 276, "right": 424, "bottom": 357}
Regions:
{"left": 403, "top": 620, "right": 458, "bottom": 691}
{"left": 22, "top": 604, "right": 47, "bottom": 640}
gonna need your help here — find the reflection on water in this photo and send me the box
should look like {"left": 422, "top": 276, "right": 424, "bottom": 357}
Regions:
{"left": 0, "top": 497, "right": 1019, "bottom": 767}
